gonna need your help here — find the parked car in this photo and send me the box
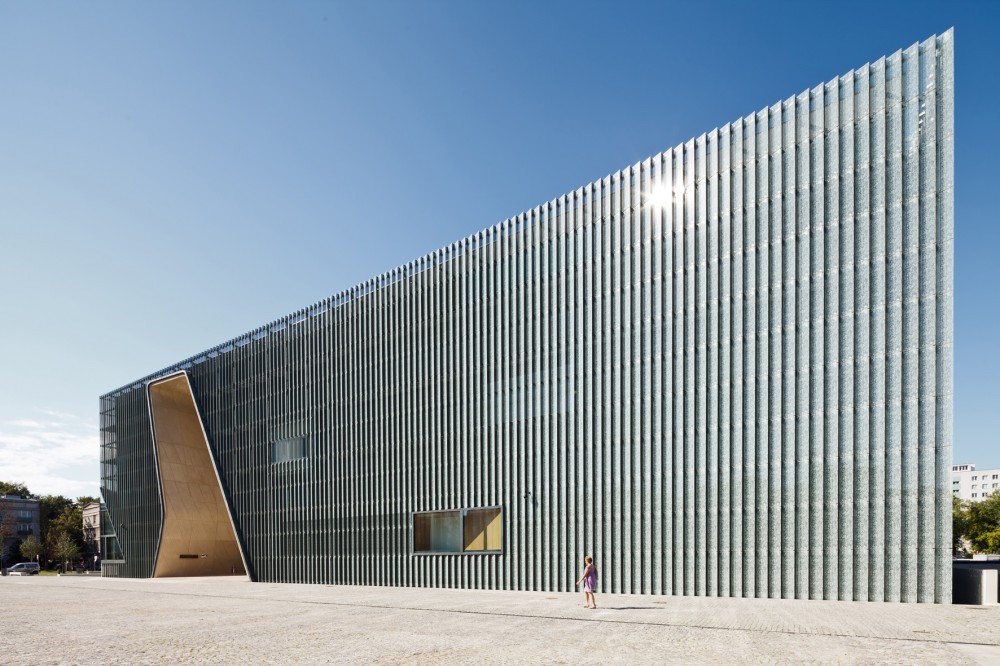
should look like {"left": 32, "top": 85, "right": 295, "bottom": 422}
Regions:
{"left": 5, "top": 562, "right": 41, "bottom": 576}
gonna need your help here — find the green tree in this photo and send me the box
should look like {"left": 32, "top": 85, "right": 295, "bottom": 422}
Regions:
{"left": 44, "top": 503, "right": 84, "bottom": 569}
{"left": 19, "top": 534, "right": 43, "bottom": 562}
{"left": 0, "top": 481, "right": 32, "bottom": 497}
{"left": 953, "top": 496, "right": 970, "bottom": 554}
{"left": 53, "top": 531, "right": 81, "bottom": 573}
{"left": 38, "top": 495, "right": 74, "bottom": 565}
{"left": 965, "top": 492, "right": 1000, "bottom": 554}
{"left": 75, "top": 496, "right": 100, "bottom": 508}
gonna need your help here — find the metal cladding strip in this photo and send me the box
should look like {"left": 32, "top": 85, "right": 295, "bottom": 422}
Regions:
{"left": 682, "top": 142, "right": 694, "bottom": 596}
{"left": 544, "top": 202, "right": 553, "bottom": 592}
{"left": 838, "top": 69, "right": 856, "bottom": 601}
{"left": 658, "top": 155, "right": 672, "bottom": 596}
{"left": 854, "top": 61, "right": 872, "bottom": 601}
{"left": 563, "top": 197, "right": 570, "bottom": 590}
{"left": 552, "top": 202, "right": 559, "bottom": 590}
{"left": 623, "top": 168, "right": 633, "bottom": 594}
{"left": 937, "top": 29, "right": 954, "bottom": 606}
{"left": 717, "top": 130, "right": 732, "bottom": 598}
{"left": 650, "top": 159, "right": 662, "bottom": 594}
{"left": 870, "top": 56, "right": 888, "bottom": 603}
{"left": 621, "top": 170, "right": 631, "bottom": 594}
{"left": 99, "top": 31, "right": 953, "bottom": 601}
{"left": 905, "top": 41, "right": 924, "bottom": 601}
{"left": 515, "top": 212, "right": 524, "bottom": 590}
{"left": 756, "top": 106, "right": 770, "bottom": 600}
{"left": 706, "top": 131, "right": 719, "bottom": 597}
{"left": 820, "top": 81, "right": 835, "bottom": 599}
{"left": 585, "top": 190, "right": 594, "bottom": 588}
{"left": 668, "top": 149, "right": 679, "bottom": 594}
{"left": 742, "top": 112, "right": 758, "bottom": 599}
{"left": 575, "top": 194, "right": 584, "bottom": 587}
{"left": 808, "top": 83, "right": 826, "bottom": 601}
{"left": 880, "top": 51, "right": 911, "bottom": 601}
{"left": 533, "top": 207, "right": 541, "bottom": 588}
{"left": 729, "top": 120, "right": 745, "bottom": 598}
{"left": 781, "top": 97, "right": 794, "bottom": 600}
{"left": 917, "top": 35, "right": 938, "bottom": 604}
{"left": 796, "top": 91, "right": 812, "bottom": 601}
{"left": 693, "top": 136, "right": 706, "bottom": 598}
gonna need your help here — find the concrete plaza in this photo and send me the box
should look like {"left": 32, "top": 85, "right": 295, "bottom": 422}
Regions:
{"left": 1, "top": 575, "right": 997, "bottom": 664}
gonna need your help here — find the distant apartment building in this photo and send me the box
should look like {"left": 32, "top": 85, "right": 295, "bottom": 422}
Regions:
{"left": 952, "top": 465, "right": 1000, "bottom": 502}
{"left": 0, "top": 494, "right": 41, "bottom": 562}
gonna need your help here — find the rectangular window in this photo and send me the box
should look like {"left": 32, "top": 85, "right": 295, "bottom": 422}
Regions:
{"left": 463, "top": 508, "right": 502, "bottom": 552}
{"left": 271, "top": 437, "right": 307, "bottom": 463}
{"left": 413, "top": 507, "right": 502, "bottom": 553}
{"left": 413, "top": 511, "right": 462, "bottom": 552}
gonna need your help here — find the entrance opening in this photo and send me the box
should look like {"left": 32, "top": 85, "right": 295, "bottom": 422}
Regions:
{"left": 147, "top": 374, "right": 246, "bottom": 577}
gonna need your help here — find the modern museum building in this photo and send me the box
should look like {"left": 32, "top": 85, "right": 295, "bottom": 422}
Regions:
{"left": 100, "top": 31, "right": 953, "bottom": 603}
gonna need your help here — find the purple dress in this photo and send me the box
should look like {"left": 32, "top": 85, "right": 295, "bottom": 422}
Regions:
{"left": 583, "top": 564, "right": 597, "bottom": 593}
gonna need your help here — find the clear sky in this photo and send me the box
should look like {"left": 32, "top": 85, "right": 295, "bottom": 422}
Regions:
{"left": 1, "top": 1, "right": 997, "bottom": 498}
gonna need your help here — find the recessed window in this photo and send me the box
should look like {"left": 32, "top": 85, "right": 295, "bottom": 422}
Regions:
{"left": 271, "top": 437, "right": 307, "bottom": 463}
{"left": 413, "top": 507, "right": 502, "bottom": 554}
{"left": 100, "top": 506, "right": 123, "bottom": 562}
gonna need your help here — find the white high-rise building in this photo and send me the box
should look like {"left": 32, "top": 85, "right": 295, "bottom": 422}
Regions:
{"left": 953, "top": 464, "right": 1000, "bottom": 502}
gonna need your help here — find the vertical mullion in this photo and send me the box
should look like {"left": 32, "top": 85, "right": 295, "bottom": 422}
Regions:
{"left": 934, "top": 29, "right": 954, "bottom": 605}
{"left": 718, "top": 127, "right": 733, "bottom": 598}
{"left": 730, "top": 120, "right": 746, "bottom": 598}
{"left": 704, "top": 132, "right": 719, "bottom": 597}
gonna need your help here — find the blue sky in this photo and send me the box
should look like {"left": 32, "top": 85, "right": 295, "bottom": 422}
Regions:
{"left": 0, "top": 1, "right": 997, "bottom": 497}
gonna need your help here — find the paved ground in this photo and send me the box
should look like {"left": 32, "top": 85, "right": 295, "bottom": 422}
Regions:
{"left": 1, "top": 575, "right": 998, "bottom": 664}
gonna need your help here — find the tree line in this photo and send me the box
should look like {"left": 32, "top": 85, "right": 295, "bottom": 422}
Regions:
{"left": 0, "top": 480, "right": 98, "bottom": 572}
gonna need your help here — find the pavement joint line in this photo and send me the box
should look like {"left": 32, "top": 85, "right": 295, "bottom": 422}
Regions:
{"left": 72, "top": 583, "right": 1000, "bottom": 649}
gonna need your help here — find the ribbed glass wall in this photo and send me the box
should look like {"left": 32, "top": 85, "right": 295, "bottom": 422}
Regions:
{"left": 101, "top": 31, "right": 953, "bottom": 602}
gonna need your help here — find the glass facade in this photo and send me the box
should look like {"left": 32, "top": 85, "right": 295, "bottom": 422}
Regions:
{"left": 99, "top": 506, "right": 123, "bottom": 562}
{"left": 100, "top": 31, "right": 953, "bottom": 602}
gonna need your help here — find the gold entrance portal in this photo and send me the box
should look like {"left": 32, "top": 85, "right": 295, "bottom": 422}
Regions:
{"left": 148, "top": 374, "right": 246, "bottom": 577}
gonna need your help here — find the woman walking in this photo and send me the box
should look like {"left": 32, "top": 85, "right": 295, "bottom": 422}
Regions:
{"left": 576, "top": 556, "right": 598, "bottom": 609}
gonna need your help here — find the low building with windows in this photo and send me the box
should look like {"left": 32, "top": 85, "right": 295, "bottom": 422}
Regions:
{"left": 100, "top": 31, "right": 954, "bottom": 602}
{"left": 952, "top": 465, "right": 1000, "bottom": 502}
{"left": 0, "top": 494, "right": 41, "bottom": 564}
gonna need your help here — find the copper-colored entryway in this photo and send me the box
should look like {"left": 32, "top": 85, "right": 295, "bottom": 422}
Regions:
{"left": 148, "top": 374, "right": 246, "bottom": 577}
